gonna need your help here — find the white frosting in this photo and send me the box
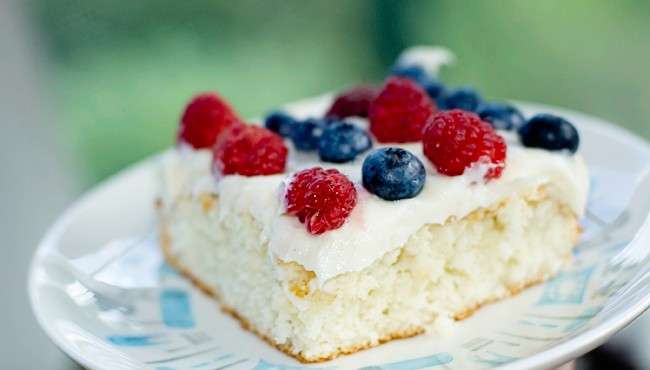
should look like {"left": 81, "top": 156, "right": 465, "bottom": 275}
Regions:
{"left": 161, "top": 96, "right": 589, "bottom": 285}
{"left": 395, "top": 46, "right": 455, "bottom": 76}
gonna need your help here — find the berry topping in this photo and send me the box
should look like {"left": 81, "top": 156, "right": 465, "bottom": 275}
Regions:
{"left": 318, "top": 121, "right": 372, "bottom": 163}
{"left": 362, "top": 148, "right": 426, "bottom": 201}
{"left": 326, "top": 86, "right": 377, "bottom": 119}
{"left": 213, "top": 125, "right": 288, "bottom": 176}
{"left": 285, "top": 167, "right": 357, "bottom": 235}
{"left": 422, "top": 110, "right": 507, "bottom": 180}
{"left": 264, "top": 111, "right": 295, "bottom": 137}
{"left": 423, "top": 78, "right": 447, "bottom": 101}
{"left": 391, "top": 64, "right": 429, "bottom": 84}
{"left": 438, "top": 87, "right": 482, "bottom": 112}
{"left": 177, "top": 92, "right": 241, "bottom": 149}
{"left": 369, "top": 77, "right": 437, "bottom": 143}
{"left": 290, "top": 118, "right": 327, "bottom": 151}
{"left": 391, "top": 64, "right": 446, "bottom": 100}
{"left": 477, "top": 103, "right": 525, "bottom": 131}
{"left": 518, "top": 114, "right": 580, "bottom": 154}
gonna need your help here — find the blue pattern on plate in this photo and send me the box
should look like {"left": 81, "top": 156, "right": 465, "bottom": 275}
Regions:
{"left": 563, "top": 307, "right": 602, "bottom": 333}
{"left": 107, "top": 335, "right": 160, "bottom": 346}
{"left": 537, "top": 266, "right": 595, "bottom": 305}
{"left": 159, "top": 262, "right": 180, "bottom": 278}
{"left": 251, "top": 360, "right": 330, "bottom": 370}
{"left": 473, "top": 351, "right": 519, "bottom": 366}
{"left": 160, "top": 288, "right": 195, "bottom": 328}
{"left": 358, "top": 353, "right": 453, "bottom": 370}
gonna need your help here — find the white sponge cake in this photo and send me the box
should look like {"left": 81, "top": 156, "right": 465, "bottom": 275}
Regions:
{"left": 158, "top": 98, "right": 588, "bottom": 362}
{"left": 159, "top": 183, "right": 579, "bottom": 361}
{"left": 158, "top": 48, "right": 588, "bottom": 362}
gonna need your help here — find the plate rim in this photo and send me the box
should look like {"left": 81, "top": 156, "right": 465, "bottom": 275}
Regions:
{"left": 498, "top": 101, "right": 650, "bottom": 370}
{"left": 28, "top": 101, "right": 650, "bottom": 370}
{"left": 28, "top": 155, "right": 162, "bottom": 370}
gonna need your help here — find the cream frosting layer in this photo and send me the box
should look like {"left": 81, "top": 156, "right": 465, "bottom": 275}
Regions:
{"left": 161, "top": 96, "right": 589, "bottom": 285}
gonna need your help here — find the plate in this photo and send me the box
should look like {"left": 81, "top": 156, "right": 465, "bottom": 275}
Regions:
{"left": 29, "top": 102, "right": 650, "bottom": 370}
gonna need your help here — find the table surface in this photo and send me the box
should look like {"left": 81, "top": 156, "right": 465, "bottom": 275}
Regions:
{"left": 0, "top": 1, "right": 81, "bottom": 368}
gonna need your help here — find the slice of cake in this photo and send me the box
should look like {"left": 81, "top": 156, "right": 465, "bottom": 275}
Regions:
{"left": 158, "top": 48, "right": 589, "bottom": 362}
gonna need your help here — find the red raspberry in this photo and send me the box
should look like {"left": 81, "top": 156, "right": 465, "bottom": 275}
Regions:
{"left": 368, "top": 77, "right": 436, "bottom": 143}
{"left": 423, "top": 110, "right": 507, "bottom": 180}
{"left": 285, "top": 167, "right": 357, "bottom": 235}
{"left": 177, "top": 92, "right": 242, "bottom": 149}
{"left": 325, "top": 85, "right": 378, "bottom": 119}
{"left": 213, "top": 125, "right": 288, "bottom": 176}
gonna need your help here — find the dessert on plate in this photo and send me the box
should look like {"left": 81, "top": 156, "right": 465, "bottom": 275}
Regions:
{"left": 158, "top": 47, "right": 589, "bottom": 362}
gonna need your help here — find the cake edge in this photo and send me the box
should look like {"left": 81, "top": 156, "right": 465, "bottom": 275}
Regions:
{"left": 158, "top": 211, "right": 422, "bottom": 363}
{"left": 156, "top": 198, "right": 577, "bottom": 363}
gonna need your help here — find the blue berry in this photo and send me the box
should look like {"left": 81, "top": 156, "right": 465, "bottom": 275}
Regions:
{"left": 423, "top": 78, "right": 446, "bottom": 100}
{"left": 518, "top": 114, "right": 580, "bottom": 154}
{"left": 391, "top": 64, "right": 429, "bottom": 84}
{"left": 477, "top": 103, "right": 525, "bottom": 131}
{"left": 362, "top": 148, "right": 426, "bottom": 201}
{"left": 391, "top": 64, "right": 446, "bottom": 100}
{"left": 264, "top": 111, "right": 295, "bottom": 137}
{"left": 319, "top": 121, "right": 372, "bottom": 163}
{"left": 290, "top": 118, "right": 326, "bottom": 151}
{"left": 438, "top": 87, "right": 482, "bottom": 112}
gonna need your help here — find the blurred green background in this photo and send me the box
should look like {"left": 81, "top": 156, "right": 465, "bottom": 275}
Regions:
{"left": 28, "top": 0, "right": 650, "bottom": 186}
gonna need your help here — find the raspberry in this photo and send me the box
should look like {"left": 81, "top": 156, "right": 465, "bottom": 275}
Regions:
{"left": 422, "top": 110, "right": 507, "bottom": 180}
{"left": 391, "top": 64, "right": 446, "bottom": 100}
{"left": 285, "top": 167, "right": 357, "bottom": 235}
{"left": 213, "top": 125, "right": 288, "bottom": 176}
{"left": 177, "top": 92, "right": 241, "bottom": 149}
{"left": 325, "top": 86, "right": 378, "bottom": 119}
{"left": 369, "top": 77, "right": 436, "bottom": 143}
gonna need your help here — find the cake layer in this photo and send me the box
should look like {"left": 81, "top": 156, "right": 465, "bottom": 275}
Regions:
{"left": 161, "top": 96, "right": 589, "bottom": 285}
{"left": 160, "top": 184, "right": 578, "bottom": 362}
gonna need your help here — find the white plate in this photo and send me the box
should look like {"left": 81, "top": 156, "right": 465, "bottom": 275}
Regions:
{"left": 29, "top": 102, "right": 650, "bottom": 370}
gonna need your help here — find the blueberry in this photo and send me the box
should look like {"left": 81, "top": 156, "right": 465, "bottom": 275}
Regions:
{"left": 264, "top": 111, "right": 295, "bottom": 137}
{"left": 362, "top": 148, "right": 426, "bottom": 201}
{"left": 290, "top": 118, "right": 326, "bottom": 151}
{"left": 477, "top": 103, "right": 525, "bottom": 131}
{"left": 319, "top": 121, "right": 372, "bottom": 163}
{"left": 518, "top": 114, "right": 580, "bottom": 154}
{"left": 423, "top": 78, "right": 446, "bottom": 100}
{"left": 438, "top": 87, "right": 482, "bottom": 112}
{"left": 391, "top": 64, "right": 429, "bottom": 84}
{"left": 391, "top": 64, "right": 446, "bottom": 100}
